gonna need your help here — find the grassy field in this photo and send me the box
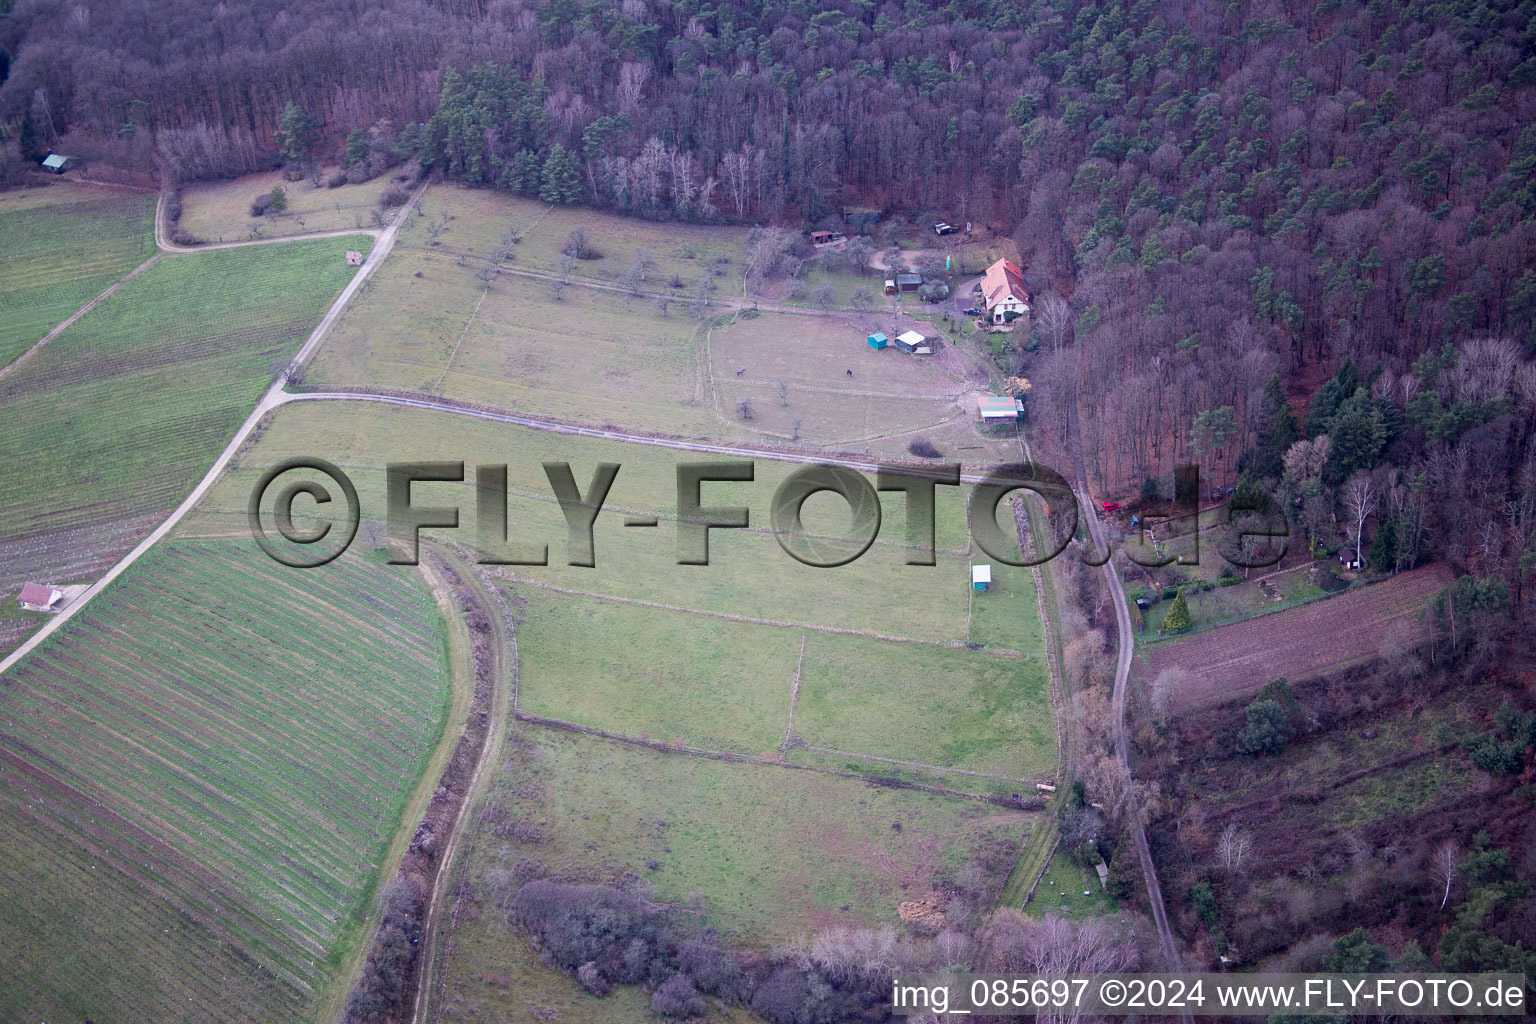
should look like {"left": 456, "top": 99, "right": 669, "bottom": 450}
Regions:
{"left": 0, "top": 235, "right": 369, "bottom": 550}
{"left": 998, "top": 815, "right": 1058, "bottom": 907}
{"left": 303, "top": 183, "right": 1018, "bottom": 455}
{"left": 507, "top": 583, "right": 1051, "bottom": 789}
{"left": 308, "top": 252, "right": 718, "bottom": 436}
{"left": 1138, "top": 566, "right": 1327, "bottom": 636}
{"left": 0, "top": 182, "right": 155, "bottom": 364}
{"left": 185, "top": 400, "right": 1041, "bottom": 644}
{"left": 1025, "top": 851, "right": 1116, "bottom": 919}
{"left": 788, "top": 632, "right": 1054, "bottom": 782}
{"left": 0, "top": 539, "right": 452, "bottom": 1023}
{"left": 708, "top": 308, "right": 979, "bottom": 446}
{"left": 514, "top": 587, "right": 800, "bottom": 754}
{"left": 448, "top": 726, "right": 1032, "bottom": 947}
{"left": 176, "top": 168, "right": 399, "bottom": 242}
{"left": 434, "top": 729, "right": 1030, "bottom": 1020}
{"left": 191, "top": 402, "right": 1059, "bottom": 640}
{"left": 410, "top": 183, "right": 748, "bottom": 292}
{"left": 184, "top": 396, "right": 1055, "bottom": 802}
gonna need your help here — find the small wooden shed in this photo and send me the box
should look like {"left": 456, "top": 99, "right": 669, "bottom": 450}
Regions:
{"left": 976, "top": 395, "right": 1023, "bottom": 421}
{"left": 18, "top": 583, "right": 63, "bottom": 612}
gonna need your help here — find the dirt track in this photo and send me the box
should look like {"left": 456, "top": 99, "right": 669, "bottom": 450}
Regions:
{"left": 154, "top": 185, "right": 382, "bottom": 253}
{"left": 1056, "top": 366, "right": 1187, "bottom": 986}
{"left": 0, "top": 179, "right": 427, "bottom": 678}
{"left": 1144, "top": 563, "right": 1455, "bottom": 711}
{"left": 408, "top": 553, "right": 510, "bottom": 1024}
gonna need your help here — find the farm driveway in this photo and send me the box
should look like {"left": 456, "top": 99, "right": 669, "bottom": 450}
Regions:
{"left": 155, "top": 185, "right": 384, "bottom": 253}
{"left": 0, "top": 179, "right": 426, "bottom": 677}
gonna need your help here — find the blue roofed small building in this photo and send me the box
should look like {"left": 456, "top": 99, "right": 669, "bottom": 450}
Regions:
{"left": 867, "top": 332, "right": 888, "bottom": 350}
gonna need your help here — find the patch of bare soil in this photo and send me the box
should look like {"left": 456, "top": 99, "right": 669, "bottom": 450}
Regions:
{"left": 1145, "top": 564, "right": 1454, "bottom": 711}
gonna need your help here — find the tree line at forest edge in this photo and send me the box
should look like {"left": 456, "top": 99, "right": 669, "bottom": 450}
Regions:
{"left": 5, "top": 0, "right": 1532, "bottom": 520}
{"left": 3, "top": 0, "right": 1535, "bottom": 993}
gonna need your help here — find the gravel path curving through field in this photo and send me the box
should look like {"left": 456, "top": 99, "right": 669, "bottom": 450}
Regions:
{"left": 1060, "top": 376, "right": 1189, "bottom": 1000}
{"left": 0, "top": 182, "right": 397, "bottom": 383}
{"left": 154, "top": 185, "right": 384, "bottom": 253}
{"left": 408, "top": 553, "right": 513, "bottom": 1024}
{"left": 1078, "top": 482, "right": 1185, "bottom": 980}
{"left": 0, "top": 179, "right": 426, "bottom": 678}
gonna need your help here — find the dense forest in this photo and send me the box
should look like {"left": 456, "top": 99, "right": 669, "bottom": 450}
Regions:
{"left": 3, "top": 0, "right": 1534, "bottom": 989}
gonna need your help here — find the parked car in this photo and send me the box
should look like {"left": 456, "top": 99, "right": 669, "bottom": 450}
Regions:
{"left": 1101, "top": 501, "right": 1121, "bottom": 512}
{"left": 962, "top": 306, "right": 981, "bottom": 316}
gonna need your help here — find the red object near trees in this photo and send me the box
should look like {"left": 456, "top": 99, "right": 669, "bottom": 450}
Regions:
{"left": 1101, "top": 501, "right": 1120, "bottom": 512}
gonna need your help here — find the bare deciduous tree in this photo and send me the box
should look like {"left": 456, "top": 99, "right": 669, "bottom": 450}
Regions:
{"left": 1434, "top": 839, "right": 1457, "bottom": 910}
{"left": 1149, "top": 666, "right": 1193, "bottom": 722}
{"left": 977, "top": 912, "right": 1137, "bottom": 1024}
{"left": 741, "top": 227, "right": 798, "bottom": 289}
{"left": 1086, "top": 753, "right": 1131, "bottom": 822}
{"left": 1283, "top": 435, "right": 1331, "bottom": 483}
{"left": 806, "top": 925, "right": 899, "bottom": 984}
{"left": 1064, "top": 630, "right": 1112, "bottom": 691}
{"left": 844, "top": 236, "right": 875, "bottom": 275}
{"left": 1217, "top": 823, "right": 1253, "bottom": 874}
{"left": 562, "top": 225, "right": 598, "bottom": 260}
{"left": 935, "top": 929, "right": 969, "bottom": 967}
{"left": 1343, "top": 470, "right": 1378, "bottom": 569}
{"left": 775, "top": 380, "right": 789, "bottom": 406}
{"left": 616, "top": 60, "right": 651, "bottom": 114}
{"left": 477, "top": 240, "right": 511, "bottom": 286}
{"left": 1036, "top": 294, "right": 1071, "bottom": 351}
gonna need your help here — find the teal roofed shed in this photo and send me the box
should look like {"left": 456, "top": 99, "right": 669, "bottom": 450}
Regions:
{"left": 867, "top": 332, "right": 888, "bottom": 349}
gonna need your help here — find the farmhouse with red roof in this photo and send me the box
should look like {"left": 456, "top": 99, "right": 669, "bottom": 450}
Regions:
{"left": 981, "top": 258, "right": 1030, "bottom": 324}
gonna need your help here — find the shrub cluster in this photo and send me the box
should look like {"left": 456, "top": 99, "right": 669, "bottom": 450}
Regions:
{"left": 343, "top": 879, "right": 426, "bottom": 1023}
{"left": 510, "top": 880, "right": 895, "bottom": 1023}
